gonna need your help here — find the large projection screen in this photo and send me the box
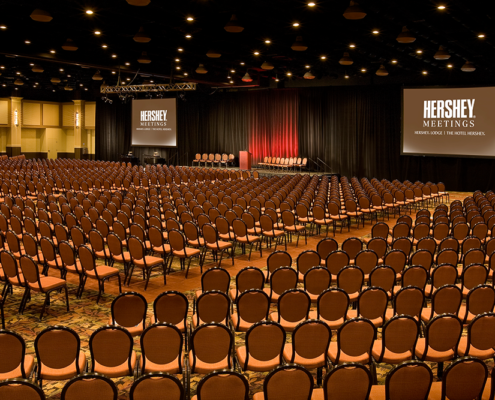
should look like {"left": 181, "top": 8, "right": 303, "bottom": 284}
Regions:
{"left": 131, "top": 98, "right": 177, "bottom": 147}
{"left": 402, "top": 87, "right": 495, "bottom": 158}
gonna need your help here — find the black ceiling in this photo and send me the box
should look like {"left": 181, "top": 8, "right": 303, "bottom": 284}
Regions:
{"left": 0, "top": 0, "right": 494, "bottom": 98}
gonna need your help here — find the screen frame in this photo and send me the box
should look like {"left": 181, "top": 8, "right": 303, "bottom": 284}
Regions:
{"left": 131, "top": 98, "right": 178, "bottom": 148}
{"left": 401, "top": 85, "right": 495, "bottom": 159}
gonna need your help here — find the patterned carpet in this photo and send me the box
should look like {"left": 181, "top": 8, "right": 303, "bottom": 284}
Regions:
{"left": 2, "top": 191, "right": 490, "bottom": 399}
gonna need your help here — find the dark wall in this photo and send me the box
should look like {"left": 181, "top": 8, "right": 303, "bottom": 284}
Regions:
{"left": 96, "top": 85, "right": 495, "bottom": 192}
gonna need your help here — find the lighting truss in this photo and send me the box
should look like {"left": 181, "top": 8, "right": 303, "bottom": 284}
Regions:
{"left": 100, "top": 82, "right": 197, "bottom": 94}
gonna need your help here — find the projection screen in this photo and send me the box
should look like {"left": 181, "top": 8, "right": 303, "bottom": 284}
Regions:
{"left": 131, "top": 98, "right": 177, "bottom": 147}
{"left": 402, "top": 87, "right": 495, "bottom": 157}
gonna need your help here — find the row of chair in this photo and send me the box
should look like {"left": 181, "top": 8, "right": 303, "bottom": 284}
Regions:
{"left": 258, "top": 156, "right": 308, "bottom": 172}
{"left": 192, "top": 153, "right": 235, "bottom": 167}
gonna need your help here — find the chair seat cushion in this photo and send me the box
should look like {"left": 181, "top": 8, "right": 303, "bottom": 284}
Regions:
{"left": 38, "top": 351, "right": 86, "bottom": 380}
{"left": 188, "top": 352, "right": 230, "bottom": 374}
{"left": 30, "top": 276, "right": 66, "bottom": 291}
{"left": 236, "top": 346, "right": 280, "bottom": 372}
{"left": 282, "top": 344, "right": 326, "bottom": 369}
{"left": 108, "top": 317, "right": 145, "bottom": 337}
{"left": 268, "top": 312, "right": 304, "bottom": 332}
{"left": 328, "top": 342, "right": 370, "bottom": 364}
{"left": 457, "top": 336, "right": 495, "bottom": 359}
{"left": 86, "top": 266, "right": 120, "bottom": 278}
{"left": 206, "top": 241, "right": 232, "bottom": 250}
{"left": 0, "top": 355, "right": 35, "bottom": 380}
{"left": 173, "top": 248, "right": 201, "bottom": 258}
{"left": 308, "top": 311, "right": 345, "bottom": 330}
{"left": 140, "top": 354, "right": 181, "bottom": 374}
{"left": 231, "top": 312, "right": 261, "bottom": 332}
{"left": 150, "top": 315, "right": 186, "bottom": 332}
{"left": 414, "top": 338, "right": 455, "bottom": 362}
{"left": 371, "top": 341, "right": 413, "bottom": 363}
{"left": 93, "top": 350, "right": 136, "bottom": 378}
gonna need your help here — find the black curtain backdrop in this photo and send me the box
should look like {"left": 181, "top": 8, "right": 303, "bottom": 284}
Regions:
{"left": 96, "top": 85, "right": 495, "bottom": 192}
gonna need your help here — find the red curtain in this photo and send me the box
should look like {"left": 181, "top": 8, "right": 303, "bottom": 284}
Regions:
{"left": 248, "top": 89, "right": 299, "bottom": 163}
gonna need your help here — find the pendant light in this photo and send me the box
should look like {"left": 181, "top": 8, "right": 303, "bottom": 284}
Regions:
{"left": 242, "top": 72, "right": 253, "bottom": 82}
{"left": 196, "top": 64, "right": 208, "bottom": 74}
{"left": 461, "top": 61, "right": 475, "bottom": 72}
{"left": 224, "top": 14, "right": 244, "bottom": 33}
{"left": 396, "top": 26, "right": 416, "bottom": 43}
{"left": 206, "top": 49, "right": 222, "bottom": 58}
{"left": 137, "top": 51, "right": 151, "bottom": 63}
{"left": 64, "top": 85, "right": 73, "bottom": 91}
{"left": 339, "top": 52, "right": 353, "bottom": 65}
{"left": 62, "top": 39, "right": 78, "bottom": 51}
{"left": 126, "top": 0, "right": 151, "bottom": 6}
{"left": 32, "top": 65, "right": 44, "bottom": 73}
{"left": 30, "top": 9, "right": 53, "bottom": 22}
{"left": 434, "top": 46, "right": 450, "bottom": 60}
{"left": 261, "top": 61, "right": 274, "bottom": 70}
{"left": 51, "top": 77, "right": 61, "bottom": 84}
{"left": 291, "top": 36, "right": 308, "bottom": 51}
{"left": 134, "top": 27, "right": 151, "bottom": 43}
{"left": 92, "top": 71, "right": 103, "bottom": 80}
{"left": 376, "top": 65, "right": 389, "bottom": 76}
{"left": 303, "top": 71, "right": 315, "bottom": 79}
{"left": 14, "top": 78, "right": 24, "bottom": 85}
{"left": 343, "top": 1, "right": 366, "bottom": 20}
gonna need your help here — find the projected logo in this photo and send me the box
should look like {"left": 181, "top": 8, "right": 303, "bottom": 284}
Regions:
{"left": 423, "top": 99, "right": 475, "bottom": 128}
{"left": 140, "top": 110, "right": 168, "bottom": 126}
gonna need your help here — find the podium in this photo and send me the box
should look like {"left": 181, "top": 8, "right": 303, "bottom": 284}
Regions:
{"left": 239, "top": 151, "right": 252, "bottom": 170}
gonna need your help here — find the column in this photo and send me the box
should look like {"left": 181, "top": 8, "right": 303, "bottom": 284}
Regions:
{"left": 7, "top": 97, "right": 22, "bottom": 157}
{"left": 73, "top": 100, "right": 85, "bottom": 159}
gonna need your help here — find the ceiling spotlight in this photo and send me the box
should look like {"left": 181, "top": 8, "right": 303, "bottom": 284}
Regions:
{"left": 16, "top": 71, "right": 21, "bottom": 75}
{"left": 64, "top": 84, "right": 73, "bottom": 91}
{"left": 32, "top": 65, "right": 44, "bottom": 72}
{"left": 422, "top": 70, "right": 428, "bottom": 75}
{"left": 111, "top": 71, "right": 116, "bottom": 74}
{"left": 62, "top": 38, "right": 78, "bottom": 51}
{"left": 125, "top": 62, "right": 130, "bottom": 66}
{"left": 253, "top": 51, "right": 260, "bottom": 55}
{"left": 126, "top": 77, "right": 130, "bottom": 80}
{"left": 187, "top": 16, "right": 194, "bottom": 21}
{"left": 102, "top": 44, "right": 108, "bottom": 48}
{"left": 320, "top": 55, "right": 327, "bottom": 60}
{"left": 178, "top": 48, "right": 183, "bottom": 52}
{"left": 94, "top": 30, "right": 101, "bottom": 35}
{"left": 292, "top": 22, "right": 300, "bottom": 27}
{"left": 86, "top": 9, "right": 94, "bottom": 14}
{"left": 111, "top": 54, "right": 117, "bottom": 58}
{"left": 303, "top": 71, "right": 315, "bottom": 79}
{"left": 224, "top": 14, "right": 244, "bottom": 33}
{"left": 416, "top": 49, "right": 423, "bottom": 54}
{"left": 196, "top": 63, "right": 208, "bottom": 74}
{"left": 478, "top": 33, "right": 485, "bottom": 38}
{"left": 397, "top": 26, "right": 415, "bottom": 43}
{"left": 275, "top": 77, "right": 280, "bottom": 82}
{"left": 175, "top": 58, "right": 180, "bottom": 62}
{"left": 287, "top": 72, "right": 292, "bottom": 76}
{"left": 345, "top": 74, "right": 349, "bottom": 79}
{"left": 240, "top": 62, "right": 245, "bottom": 65}
{"left": 230, "top": 80, "right": 234, "bottom": 84}
{"left": 437, "top": 5, "right": 446, "bottom": 10}
{"left": 80, "top": 83, "right": 83, "bottom": 86}
{"left": 308, "top": 1, "right": 316, "bottom": 6}
{"left": 434, "top": 46, "right": 450, "bottom": 60}
{"left": 92, "top": 70, "right": 103, "bottom": 80}
{"left": 361, "top": 68, "right": 367, "bottom": 72}
{"left": 29, "top": 63, "right": 34, "bottom": 66}
{"left": 50, "top": 50, "right": 56, "bottom": 54}
{"left": 447, "top": 64, "right": 453, "bottom": 68}
{"left": 176, "top": 66, "right": 181, "bottom": 70}
{"left": 137, "top": 51, "right": 151, "bottom": 63}
{"left": 184, "top": 72, "right": 188, "bottom": 76}
{"left": 339, "top": 52, "right": 353, "bottom": 65}
{"left": 292, "top": 36, "right": 308, "bottom": 51}
{"left": 207, "top": 49, "right": 222, "bottom": 58}
{"left": 0, "top": 25, "right": 6, "bottom": 29}
{"left": 25, "top": 40, "right": 31, "bottom": 44}
{"left": 242, "top": 72, "right": 253, "bottom": 82}
{"left": 461, "top": 61, "right": 476, "bottom": 72}
{"left": 227, "top": 75, "right": 231, "bottom": 79}
{"left": 59, "top": 68, "right": 64, "bottom": 72}
{"left": 305, "top": 65, "right": 310, "bottom": 69}
{"left": 343, "top": 1, "right": 366, "bottom": 20}
{"left": 134, "top": 27, "right": 151, "bottom": 43}
{"left": 372, "top": 29, "right": 379, "bottom": 35}
{"left": 30, "top": 9, "right": 53, "bottom": 22}
{"left": 376, "top": 65, "right": 389, "bottom": 76}
{"left": 84, "top": 88, "right": 88, "bottom": 91}
{"left": 185, "top": 34, "right": 192, "bottom": 39}
{"left": 391, "top": 59, "right": 398, "bottom": 64}
{"left": 265, "top": 39, "right": 271, "bottom": 44}
{"left": 261, "top": 61, "right": 274, "bottom": 70}
{"left": 0, "top": 66, "right": 4, "bottom": 69}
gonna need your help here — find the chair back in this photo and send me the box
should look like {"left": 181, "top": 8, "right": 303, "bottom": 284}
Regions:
{"left": 269, "top": 267, "right": 298, "bottom": 297}
{"left": 316, "top": 238, "right": 338, "bottom": 261}
{"left": 0, "top": 330, "right": 28, "bottom": 377}
{"left": 111, "top": 292, "right": 147, "bottom": 331}
{"left": 385, "top": 361, "right": 433, "bottom": 400}
{"left": 0, "top": 379, "right": 46, "bottom": 400}
{"left": 296, "top": 250, "right": 321, "bottom": 277}
{"left": 335, "top": 318, "right": 375, "bottom": 362}
{"left": 190, "top": 323, "right": 233, "bottom": 372}
{"left": 153, "top": 291, "right": 188, "bottom": 326}
{"left": 289, "top": 320, "right": 331, "bottom": 362}
{"left": 323, "top": 363, "right": 372, "bottom": 400}
{"left": 262, "top": 364, "right": 314, "bottom": 400}
{"left": 140, "top": 323, "right": 183, "bottom": 373}
{"left": 129, "top": 373, "right": 184, "bottom": 400}
{"left": 337, "top": 266, "right": 364, "bottom": 297}
{"left": 195, "top": 291, "right": 230, "bottom": 325}
{"left": 244, "top": 321, "right": 285, "bottom": 368}
{"left": 369, "top": 265, "right": 395, "bottom": 293}
{"left": 441, "top": 357, "right": 488, "bottom": 400}
{"left": 266, "top": 251, "right": 292, "bottom": 278}
{"left": 89, "top": 326, "right": 134, "bottom": 374}
{"left": 195, "top": 370, "right": 249, "bottom": 400}
{"left": 234, "top": 267, "right": 264, "bottom": 297}
{"left": 422, "top": 314, "right": 462, "bottom": 357}
{"left": 61, "top": 373, "right": 117, "bottom": 400}
{"left": 277, "top": 289, "right": 310, "bottom": 323}
{"left": 357, "top": 287, "right": 388, "bottom": 321}
{"left": 201, "top": 267, "right": 230, "bottom": 293}
{"left": 393, "top": 286, "right": 424, "bottom": 320}
{"left": 325, "top": 250, "right": 350, "bottom": 276}
{"left": 304, "top": 267, "right": 331, "bottom": 297}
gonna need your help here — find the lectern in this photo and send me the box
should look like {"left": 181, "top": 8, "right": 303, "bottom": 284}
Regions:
{"left": 239, "top": 151, "right": 252, "bottom": 170}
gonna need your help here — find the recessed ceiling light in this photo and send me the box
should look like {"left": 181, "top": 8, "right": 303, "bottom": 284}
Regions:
{"left": 478, "top": 33, "right": 485, "bottom": 38}
{"left": 391, "top": 59, "right": 398, "bottom": 64}
{"left": 94, "top": 30, "right": 101, "bottom": 35}
{"left": 111, "top": 71, "right": 116, "bottom": 74}
{"left": 422, "top": 70, "right": 428, "bottom": 75}
{"left": 84, "top": 88, "right": 88, "bottom": 91}
{"left": 307, "top": 2, "right": 316, "bottom": 6}
{"left": 275, "top": 77, "right": 280, "bottom": 82}
{"left": 80, "top": 83, "right": 83, "bottom": 86}
{"left": 287, "top": 72, "right": 292, "bottom": 77}
{"left": 305, "top": 65, "right": 310, "bottom": 69}
{"left": 111, "top": 54, "right": 117, "bottom": 58}
{"left": 240, "top": 62, "right": 245, "bottom": 65}
{"left": 50, "top": 50, "right": 56, "bottom": 53}
{"left": 86, "top": 10, "right": 94, "bottom": 14}
{"left": 230, "top": 80, "right": 234, "bottom": 84}
{"left": 361, "top": 68, "right": 367, "bottom": 72}
{"left": 59, "top": 68, "right": 64, "bottom": 71}
{"left": 0, "top": 25, "right": 7, "bottom": 30}
{"left": 30, "top": 63, "right": 34, "bottom": 66}
{"left": 227, "top": 75, "right": 231, "bottom": 79}
{"left": 349, "top": 43, "right": 356, "bottom": 48}
{"left": 0, "top": 66, "right": 4, "bottom": 69}
{"left": 447, "top": 64, "right": 453, "bottom": 68}
{"left": 102, "top": 44, "right": 108, "bottom": 48}
{"left": 16, "top": 71, "right": 21, "bottom": 75}
{"left": 2, "top": 84, "right": 6, "bottom": 87}
{"left": 254, "top": 51, "right": 260, "bottom": 55}
{"left": 150, "top": 80, "right": 154, "bottom": 83}
{"left": 25, "top": 40, "right": 31, "bottom": 44}
{"left": 175, "top": 58, "right": 180, "bottom": 62}
{"left": 176, "top": 66, "right": 181, "bottom": 70}
{"left": 320, "top": 55, "right": 327, "bottom": 60}
{"left": 67, "top": 74, "right": 71, "bottom": 77}
{"left": 185, "top": 34, "right": 192, "bottom": 38}
{"left": 126, "top": 77, "right": 130, "bottom": 81}
{"left": 186, "top": 16, "right": 194, "bottom": 21}
{"left": 178, "top": 48, "right": 183, "bottom": 52}
{"left": 293, "top": 22, "right": 300, "bottom": 27}
{"left": 265, "top": 39, "right": 271, "bottom": 44}
{"left": 15, "top": 88, "right": 18, "bottom": 90}
{"left": 372, "top": 29, "right": 379, "bottom": 35}
{"left": 125, "top": 62, "right": 130, "bottom": 66}
{"left": 416, "top": 49, "right": 423, "bottom": 54}
{"left": 345, "top": 75, "right": 349, "bottom": 79}
{"left": 231, "top": 69, "right": 235, "bottom": 73}
{"left": 437, "top": 5, "right": 446, "bottom": 10}
{"left": 184, "top": 72, "right": 188, "bottom": 76}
